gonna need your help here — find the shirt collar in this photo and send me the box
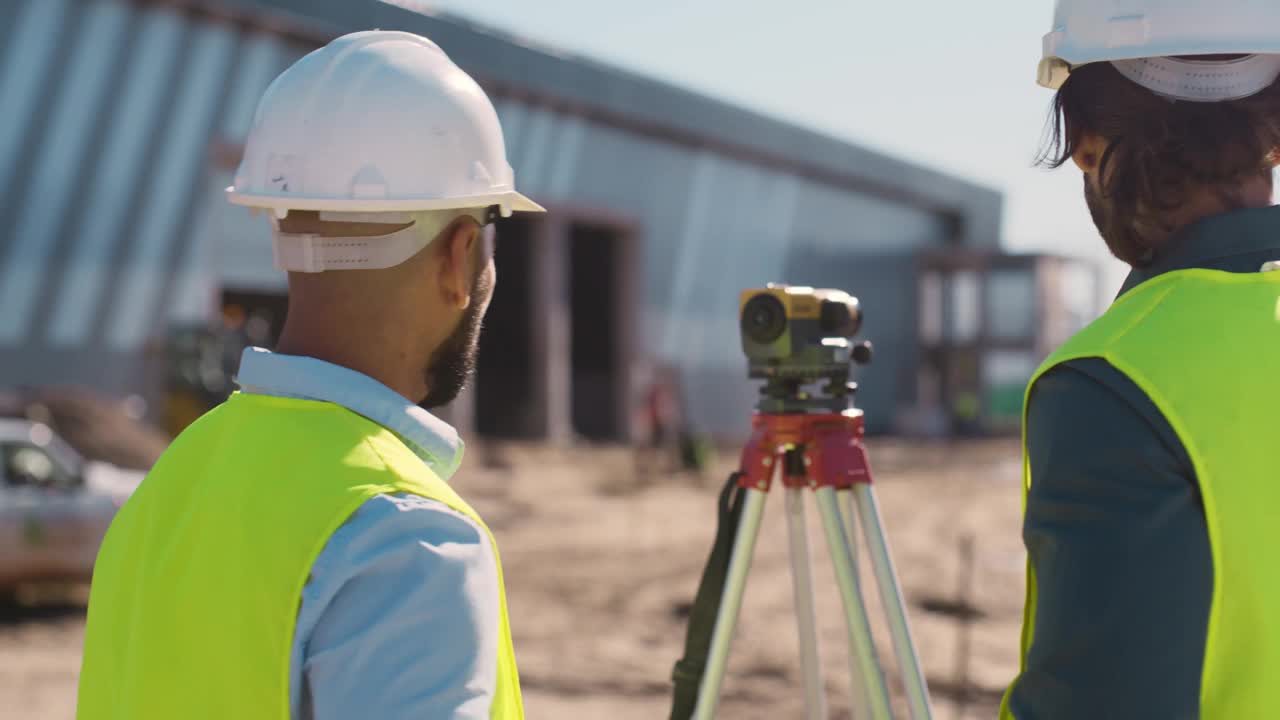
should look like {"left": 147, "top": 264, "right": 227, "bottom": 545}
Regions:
{"left": 235, "top": 347, "right": 464, "bottom": 479}
{"left": 1120, "top": 205, "right": 1280, "bottom": 296}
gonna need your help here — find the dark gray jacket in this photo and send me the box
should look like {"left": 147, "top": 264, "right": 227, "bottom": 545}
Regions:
{"left": 1004, "top": 206, "right": 1280, "bottom": 720}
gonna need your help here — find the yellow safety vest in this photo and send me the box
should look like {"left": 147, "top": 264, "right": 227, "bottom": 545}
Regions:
{"left": 77, "top": 392, "right": 523, "bottom": 719}
{"left": 1001, "top": 268, "right": 1280, "bottom": 718}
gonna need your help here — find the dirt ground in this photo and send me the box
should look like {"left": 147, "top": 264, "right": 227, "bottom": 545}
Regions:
{"left": 0, "top": 438, "right": 1027, "bottom": 720}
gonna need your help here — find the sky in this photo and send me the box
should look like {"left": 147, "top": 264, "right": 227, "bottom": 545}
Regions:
{"left": 422, "top": 0, "right": 1126, "bottom": 296}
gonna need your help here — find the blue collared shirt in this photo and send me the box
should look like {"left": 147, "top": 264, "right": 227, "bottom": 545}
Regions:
{"left": 236, "top": 348, "right": 500, "bottom": 720}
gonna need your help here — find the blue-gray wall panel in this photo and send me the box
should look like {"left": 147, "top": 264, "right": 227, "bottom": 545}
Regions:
{"left": 45, "top": 5, "right": 190, "bottom": 348}
{"left": 107, "top": 19, "right": 240, "bottom": 350}
{"left": 0, "top": 0, "right": 74, "bottom": 240}
{"left": 0, "top": 0, "right": 1001, "bottom": 439}
{"left": 486, "top": 103, "right": 946, "bottom": 434}
{"left": 0, "top": 0, "right": 128, "bottom": 344}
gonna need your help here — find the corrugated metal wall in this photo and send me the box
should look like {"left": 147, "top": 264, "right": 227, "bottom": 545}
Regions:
{"left": 0, "top": 0, "right": 309, "bottom": 394}
{"left": 471, "top": 105, "right": 947, "bottom": 432}
{"left": 0, "top": 0, "right": 956, "bottom": 435}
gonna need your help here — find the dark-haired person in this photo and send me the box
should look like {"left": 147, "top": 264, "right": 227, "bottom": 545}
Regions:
{"left": 1002, "top": 4, "right": 1280, "bottom": 719}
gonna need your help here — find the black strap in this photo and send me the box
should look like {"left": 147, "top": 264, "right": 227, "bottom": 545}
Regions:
{"left": 669, "top": 471, "right": 747, "bottom": 720}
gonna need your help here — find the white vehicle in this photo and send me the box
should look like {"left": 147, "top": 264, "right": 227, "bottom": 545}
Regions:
{"left": 0, "top": 418, "right": 144, "bottom": 593}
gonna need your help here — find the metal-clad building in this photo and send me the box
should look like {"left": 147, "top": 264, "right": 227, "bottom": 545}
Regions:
{"left": 0, "top": 0, "right": 1003, "bottom": 439}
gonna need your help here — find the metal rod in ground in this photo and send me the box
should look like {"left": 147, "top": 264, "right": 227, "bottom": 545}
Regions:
{"left": 814, "top": 486, "right": 892, "bottom": 720}
{"left": 785, "top": 486, "right": 828, "bottom": 720}
{"left": 854, "top": 484, "right": 934, "bottom": 720}
{"left": 953, "top": 534, "right": 976, "bottom": 720}
{"left": 693, "top": 483, "right": 771, "bottom": 720}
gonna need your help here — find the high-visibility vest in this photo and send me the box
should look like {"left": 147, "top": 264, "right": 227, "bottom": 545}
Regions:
{"left": 1001, "top": 268, "right": 1280, "bottom": 718}
{"left": 77, "top": 392, "right": 523, "bottom": 719}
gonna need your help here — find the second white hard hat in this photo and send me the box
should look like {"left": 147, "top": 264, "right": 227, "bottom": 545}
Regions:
{"left": 1039, "top": 0, "right": 1280, "bottom": 102}
{"left": 227, "top": 30, "right": 543, "bottom": 217}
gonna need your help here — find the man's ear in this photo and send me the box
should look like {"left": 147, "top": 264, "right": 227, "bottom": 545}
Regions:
{"left": 1071, "top": 134, "right": 1108, "bottom": 175}
{"left": 437, "top": 219, "right": 480, "bottom": 311}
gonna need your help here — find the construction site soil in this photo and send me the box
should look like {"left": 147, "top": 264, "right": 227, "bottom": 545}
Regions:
{"left": 0, "top": 438, "right": 1026, "bottom": 720}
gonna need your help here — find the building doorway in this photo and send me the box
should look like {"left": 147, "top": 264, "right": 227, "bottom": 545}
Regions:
{"left": 569, "top": 221, "right": 629, "bottom": 441}
{"left": 475, "top": 216, "right": 541, "bottom": 438}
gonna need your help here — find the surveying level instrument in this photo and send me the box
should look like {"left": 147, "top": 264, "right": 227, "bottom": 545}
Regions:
{"left": 670, "top": 285, "right": 933, "bottom": 720}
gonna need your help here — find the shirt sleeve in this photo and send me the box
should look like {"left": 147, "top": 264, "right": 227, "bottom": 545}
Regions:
{"left": 1004, "top": 358, "right": 1212, "bottom": 720}
{"left": 294, "top": 493, "right": 501, "bottom": 720}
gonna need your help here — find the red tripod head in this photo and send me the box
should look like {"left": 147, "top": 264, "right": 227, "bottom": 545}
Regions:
{"left": 738, "top": 411, "right": 873, "bottom": 492}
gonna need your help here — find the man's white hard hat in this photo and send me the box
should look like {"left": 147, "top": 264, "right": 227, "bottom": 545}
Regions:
{"left": 226, "top": 30, "right": 544, "bottom": 217}
{"left": 1039, "top": 0, "right": 1280, "bottom": 102}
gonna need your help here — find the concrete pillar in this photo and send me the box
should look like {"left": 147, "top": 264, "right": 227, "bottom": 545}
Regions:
{"left": 531, "top": 216, "right": 573, "bottom": 445}
{"left": 615, "top": 228, "right": 641, "bottom": 444}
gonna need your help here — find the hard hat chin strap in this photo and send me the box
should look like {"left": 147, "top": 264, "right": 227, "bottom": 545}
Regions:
{"left": 272, "top": 224, "right": 426, "bottom": 273}
{"left": 271, "top": 207, "right": 493, "bottom": 273}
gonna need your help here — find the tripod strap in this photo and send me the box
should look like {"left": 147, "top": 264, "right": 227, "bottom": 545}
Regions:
{"left": 669, "top": 471, "right": 747, "bottom": 720}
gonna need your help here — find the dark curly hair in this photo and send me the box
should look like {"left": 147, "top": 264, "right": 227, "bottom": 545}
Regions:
{"left": 1040, "top": 61, "right": 1280, "bottom": 266}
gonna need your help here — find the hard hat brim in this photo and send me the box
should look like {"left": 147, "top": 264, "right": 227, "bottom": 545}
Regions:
{"left": 226, "top": 187, "right": 546, "bottom": 214}
{"left": 507, "top": 192, "right": 547, "bottom": 213}
{"left": 1038, "top": 57, "right": 1072, "bottom": 90}
{"left": 1040, "top": 24, "right": 1280, "bottom": 91}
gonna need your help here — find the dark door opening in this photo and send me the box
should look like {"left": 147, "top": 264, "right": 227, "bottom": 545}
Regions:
{"left": 569, "top": 222, "right": 624, "bottom": 441}
{"left": 476, "top": 216, "right": 540, "bottom": 438}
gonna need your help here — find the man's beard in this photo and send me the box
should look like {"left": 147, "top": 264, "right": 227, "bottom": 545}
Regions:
{"left": 420, "top": 266, "right": 492, "bottom": 410}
